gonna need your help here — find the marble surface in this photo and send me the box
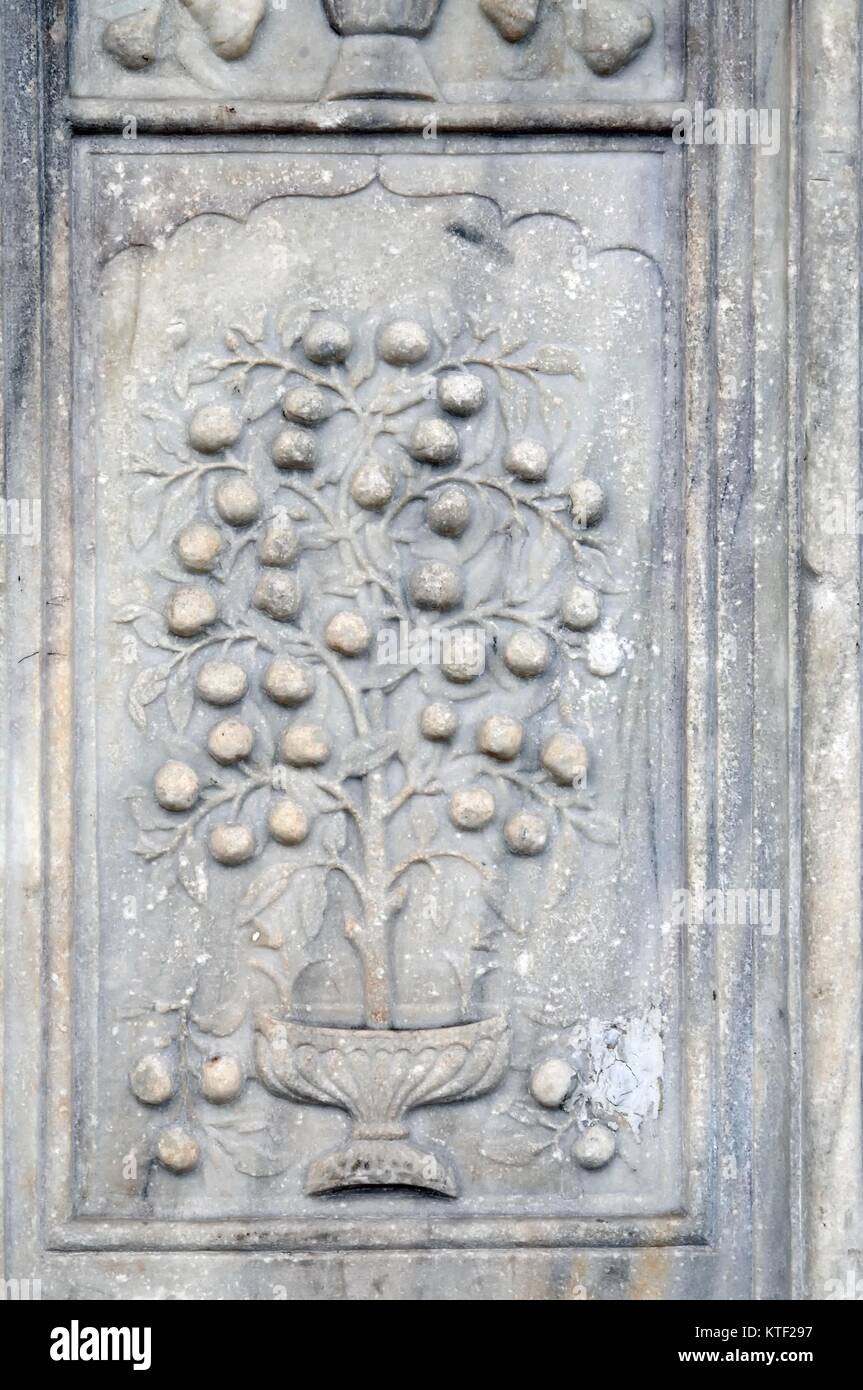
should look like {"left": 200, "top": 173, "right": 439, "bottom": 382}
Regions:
{"left": 1, "top": 0, "right": 860, "bottom": 1300}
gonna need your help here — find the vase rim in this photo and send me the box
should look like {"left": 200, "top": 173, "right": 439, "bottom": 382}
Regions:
{"left": 256, "top": 1011, "right": 508, "bottom": 1041}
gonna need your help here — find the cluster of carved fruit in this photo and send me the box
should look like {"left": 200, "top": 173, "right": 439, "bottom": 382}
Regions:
{"left": 128, "top": 1048, "right": 244, "bottom": 1176}
{"left": 528, "top": 1057, "right": 617, "bottom": 1170}
{"left": 154, "top": 711, "right": 590, "bottom": 867}
{"left": 147, "top": 314, "right": 612, "bottom": 867}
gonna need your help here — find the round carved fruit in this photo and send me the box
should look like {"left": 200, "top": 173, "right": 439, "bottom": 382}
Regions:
{"left": 281, "top": 723, "right": 330, "bottom": 768}
{"left": 442, "top": 634, "right": 484, "bottom": 683}
{"left": 573, "top": 1124, "right": 617, "bottom": 1170}
{"left": 282, "top": 385, "right": 332, "bottom": 426}
{"left": 586, "top": 631, "right": 624, "bottom": 677}
{"left": 437, "top": 372, "right": 486, "bottom": 417}
{"left": 195, "top": 661, "right": 248, "bottom": 707}
{"left": 214, "top": 478, "right": 261, "bottom": 526}
{"left": 165, "top": 586, "right": 218, "bottom": 638}
{"left": 175, "top": 521, "right": 223, "bottom": 574}
{"left": 130, "top": 1053, "right": 174, "bottom": 1106}
{"left": 504, "top": 812, "right": 549, "bottom": 857}
{"left": 378, "top": 319, "right": 431, "bottom": 366}
{"left": 542, "top": 732, "right": 588, "bottom": 786}
{"left": 325, "top": 610, "right": 372, "bottom": 657}
{"left": 207, "top": 718, "right": 254, "bottom": 766}
{"left": 529, "top": 1058, "right": 573, "bottom": 1108}
{"left": 254, "top": 572, "right": 302, "bottom": 623}
{"left": 478, "top": 714, "right": 524, "bottom": 761}
{"left": 263, "top": 658, "right": 315, "bottom": 707}
{"left": 208, "top": 823, "right": 256, "bottom": 866}
{"left": 258, "top": 521, "right": 299, "bottom": 568}
{"left": 156, "top": 1126, "right": 200, "bottom": 1174}
{"left": 268, "top": 798, "right": 309, "bottom": 846}
{"left": 188, "top": 405, "right": 241, "bottom": 454}
{"left": 409, "top": 561, "right": 463, "bottom": 611}
{"left": 449, "top": 788, "right": 495, "bottom": 830}
{"left": 503, "top": 629, "right": 550, "bottom": 678}
{"left": 200, "top": 1055, "right": 244, "bottom": 1105}
{"left": 427, "top": 484, "right": 471, "bottom": 537}
{"left": 154, "top": 760, "right": 199, "bottom": 812}
{"left": 421, "top": 701, "right": 458, "bottom": 742}
{"left": 272, "top": 426, "right": 317, "bottom": 471}
{"left": 351, "top": 458, "right": 396, "bottom": 510}
{"left": 560, "top": 582, "right": 601, "bottom": 631}
{"left": 302, "top": 318, "right": 352, "bottom": 365}
{"left": 409, "top": 417, "right": 460, "bottom": 466}
{"left": 505, "top": 440, "right": 550, "bottom": 482}
{"left": 570, "top": 478, "right": 606, "bottom": 526}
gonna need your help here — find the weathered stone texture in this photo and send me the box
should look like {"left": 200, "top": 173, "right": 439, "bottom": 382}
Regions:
{"left": 1, "top": 0, "right": 861, "bottom": 1301}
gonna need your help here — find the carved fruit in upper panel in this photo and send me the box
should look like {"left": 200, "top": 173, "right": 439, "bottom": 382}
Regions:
{"left": 102, "top": 0, "right": 266, "bottom": 72}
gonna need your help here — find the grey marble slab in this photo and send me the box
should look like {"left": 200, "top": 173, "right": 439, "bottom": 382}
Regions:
{"left": 1, "top": 0, "right": 860, "bottom": 1301}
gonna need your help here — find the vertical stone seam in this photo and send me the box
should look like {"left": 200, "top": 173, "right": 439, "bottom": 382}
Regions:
{"left": 799, "top": 0, "right": 863, "bottom": 1299}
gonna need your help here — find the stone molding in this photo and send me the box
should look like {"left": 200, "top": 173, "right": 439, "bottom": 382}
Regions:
{"left": 0, "top": 0, "right": 859, "bottom": 1300}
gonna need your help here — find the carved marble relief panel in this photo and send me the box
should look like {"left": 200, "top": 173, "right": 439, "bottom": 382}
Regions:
{"left": 71, "top": 0, "right": 685, "bottom": 104}
{"left": 67, "top": 140, "right": 686, "bottom": 1238}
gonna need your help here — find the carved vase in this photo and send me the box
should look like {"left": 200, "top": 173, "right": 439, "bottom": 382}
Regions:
{"left": 256, "top": 1012, "right": 509, "bottom": 1196}
{"left": 321, "top": 0, "right": 444, "bottom": 100}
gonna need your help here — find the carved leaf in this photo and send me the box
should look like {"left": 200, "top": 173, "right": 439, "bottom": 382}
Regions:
{"left": 236, "top": 863, "right": 303, "bottom": 925}
{"left": 193, "top": 991, "right": 248, "bottom": 1037}
{"left": 294, "top": 869, "right": 329, "bottom": 943}
{"left": 114, "top": 604, "right": 148, "bottom": 624}
{"left": 480, "top": 1124, "right": 555, "bottom": 1167}
{"left": 337, "top": 732, "right": 401, "bottom": 781}
{"left": 131, "top": 662, "right": 172, "bottom": 708}
{"left": 188, "top": 356, "right": 237, "bottom": 385}
{"left": 496, "top": 370, "right": 530, "bottom": 433}
{"left": 483, "top": 868, "right": 525, "bottom": 932}
{"left": 130, "top": 479, "right": 164, "bottom": 550}
{"left": 348, "top": 315, "right": 380, "bottom": 389}
{"left": 321, "top": 812, "right": 348, "bottom": 855}
{"left": 568, "top": 811, "right": 619, "bottom": 846}
{"left": 206, "top": 1114, "right": 288, "bottom": 1178}
{"left": 427, "top": 298, "right": 461, "bottom": 348}
{"left": 128, "top": 692, "right": 147, "bottom": 734}
{"left": 242, "top": 366, "right": 284, "bottom": 422}
{"left": 410, "top": 803, "right": 439, "bottom": 846}
{"left": 166, "top": 669, "right": 195, "bottom": 734}
{"left": 178, "top": 836, "right": 209, "bottom": 905}
{"left": 519, "top": 345, "right": 583, "bottom": 377}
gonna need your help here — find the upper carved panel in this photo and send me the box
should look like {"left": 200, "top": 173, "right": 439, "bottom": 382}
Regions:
{"left": 72, "top": 0, "right": 685, "bottom": 105}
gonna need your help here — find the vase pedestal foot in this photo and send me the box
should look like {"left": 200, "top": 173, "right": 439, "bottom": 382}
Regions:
{"left": 322, "top": 36, "right": 440, "bottom": 100}
{"left": 305, "top": 1136, "right": 457, "bottom": 1197}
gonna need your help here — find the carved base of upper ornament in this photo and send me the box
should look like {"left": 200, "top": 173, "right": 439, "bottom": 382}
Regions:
{"left": 322, "top": 35, "right": 440, "bottom": 100}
